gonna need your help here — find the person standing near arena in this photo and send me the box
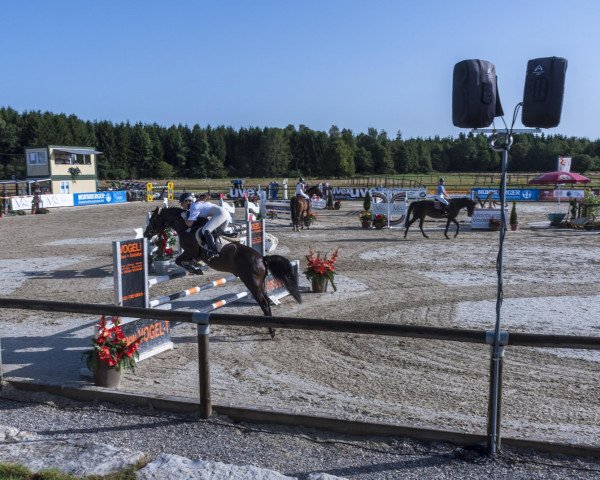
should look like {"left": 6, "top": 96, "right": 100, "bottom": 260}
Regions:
{"left": 435, "top": 178, "right": 450, "bottom": 215}
{"left": 182, "top": 193, "right": 231, "bottom": 260}
{"left": 31, "top": 182, "right": 42, "bottom": 214}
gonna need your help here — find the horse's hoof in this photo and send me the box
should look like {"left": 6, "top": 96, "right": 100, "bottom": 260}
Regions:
{"left": 268, "top": 327, "right": 276, "bottom": 339}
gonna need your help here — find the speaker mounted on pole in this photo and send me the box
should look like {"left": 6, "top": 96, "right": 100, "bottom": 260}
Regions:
{"left": 452, "top": 59, "right": 503, "bottom": 129}
{"left": 521, "top": 56, "right": 567, "bottom": 128}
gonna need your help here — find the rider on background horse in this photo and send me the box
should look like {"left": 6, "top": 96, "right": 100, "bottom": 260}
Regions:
{"left": 181, "top": 192, "right": 231, "bottom": 261}
{"left": 296, "top": 177, "right": 310, "bottom": 209}
{"left": 435, "top": 178, "right": 450, "bottom": 215}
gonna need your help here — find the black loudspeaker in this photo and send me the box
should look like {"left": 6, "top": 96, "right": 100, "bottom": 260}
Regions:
{"left": 452, "top": 59, "right": 503, "bottom": 128}
{"left": 522, "top": 56, "right": 567, "bottom": 128}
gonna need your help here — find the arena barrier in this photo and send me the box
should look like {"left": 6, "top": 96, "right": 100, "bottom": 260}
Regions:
{"left": 370, "top": 191, "right": 408, "bottom": 228}
{"left": 112, "top": 234, "right": 298, "bottom": 360}
{"left": 258, "top": 191, "right": 326, "bottom": 220}
{"left": 146, "top": 181, "right": 175, "bottom": 202}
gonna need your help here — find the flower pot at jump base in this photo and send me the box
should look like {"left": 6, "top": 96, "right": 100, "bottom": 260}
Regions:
{"left": 311, "top": 276, "right": 329, "bottom": 293}
{"left": 152, "top": 259, "right": 173, "bottom": 275}
{"left": 547, "top": 213, "right": 566, "bottom": 227}
{"left": 93, "top": 362, "right": 121, "bottom": 388}
{"left": 361, "top": 220, "right": 371, "bottom": 229}
{"left": 373, "top": 222, "right": 385, "bottom": 230}
{"left": 510, "top": 223, "right": 519, "bottom": 231}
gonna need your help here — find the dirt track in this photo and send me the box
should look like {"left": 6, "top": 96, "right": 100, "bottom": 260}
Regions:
{"left": 0, "top": 200, "right": 598, "bottom": 447}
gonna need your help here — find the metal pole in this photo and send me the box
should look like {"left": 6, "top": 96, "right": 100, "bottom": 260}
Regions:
{"left": 197, "top": 323, "right": 211, "bottom": 419}
{"left": 488, "top": 144, "right": 509, "bottom": 454}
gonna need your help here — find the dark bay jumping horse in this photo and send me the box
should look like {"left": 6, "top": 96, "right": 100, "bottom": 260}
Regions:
{"left": 290, "top": 185, "right": 323, "bottom": 231}
{"left": 144, "top": 206, "right": 302, "bottom": 336}
{"left": 404, "top": 197, "right": 476, "bottom": 239}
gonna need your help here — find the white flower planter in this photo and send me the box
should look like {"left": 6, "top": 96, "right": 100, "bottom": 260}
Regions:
{"left": 152, "top": 259, "right": 173, "bottom": 275}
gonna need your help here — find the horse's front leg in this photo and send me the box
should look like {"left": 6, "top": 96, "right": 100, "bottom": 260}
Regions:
{"left": 452, "top": 218, "right": 460, "bottom": 238}
{"left": 419, "top": 217, "right": 429, "bottom": 239}
{"left": 444, "top": 218, "right": 452, "bottom": 239}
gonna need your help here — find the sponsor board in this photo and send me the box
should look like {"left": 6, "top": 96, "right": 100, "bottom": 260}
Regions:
{"left": 10, "top": 193, "right": 74, "bottom": 211}
{"left": 230, "top": 187, "right": 427, "bottom": 201}
{"left": 74, "top": 191, "right": 127, "bottom": 206}
{"left": 471, "top": 208, "right": 507, "bottom": 229}
{"left": 471, "top": 188, "right": 540, "bottom": 202}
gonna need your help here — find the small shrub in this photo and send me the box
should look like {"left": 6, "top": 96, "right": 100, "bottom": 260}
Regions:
{"left": 510, "top": 202, "right": 518, "bottom": 225}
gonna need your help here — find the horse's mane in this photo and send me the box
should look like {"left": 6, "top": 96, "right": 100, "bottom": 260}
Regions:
{"left": 305, "top": 185, "right": 323, "bottom": 198}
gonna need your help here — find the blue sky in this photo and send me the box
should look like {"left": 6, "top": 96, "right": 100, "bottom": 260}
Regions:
{"left": 2, "top": 0, "right": 598, "bottom": 139}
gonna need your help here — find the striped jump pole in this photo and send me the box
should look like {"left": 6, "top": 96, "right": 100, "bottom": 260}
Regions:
{"left": 148, "top": 270, "right": 190, "bottom": 287}
{"left": 198, "top": 291, "right": 249, "bottom": 313}
{"left": 149, "top": 274, "right": 239, "bottom": 308}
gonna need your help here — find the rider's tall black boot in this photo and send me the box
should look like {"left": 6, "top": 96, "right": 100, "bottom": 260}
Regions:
{"left": 203, "top": 230, "right": 219, "bottom": 261}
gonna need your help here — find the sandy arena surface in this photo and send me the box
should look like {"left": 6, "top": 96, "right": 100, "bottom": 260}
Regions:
{"left": 0, "top": 199, "right": 598, "bottom": 448}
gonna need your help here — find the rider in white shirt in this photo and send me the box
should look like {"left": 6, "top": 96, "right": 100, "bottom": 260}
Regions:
{"left": 295, "top": 177, "right": 310, "bottom": 201}
{"left": 434, "top": 178, "right": 450, "bottom": 214}
{"left": 182, "top": 193, "right": 231, "bottom": 260}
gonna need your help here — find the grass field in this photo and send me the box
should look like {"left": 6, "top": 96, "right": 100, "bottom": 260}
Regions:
{"left": 101, "top": 172, "right": 600, "bottom": 195}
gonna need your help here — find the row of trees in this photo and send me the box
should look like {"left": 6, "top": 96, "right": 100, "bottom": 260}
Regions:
{"left": 1, "top": 107, "right": 600, "bottom": 180}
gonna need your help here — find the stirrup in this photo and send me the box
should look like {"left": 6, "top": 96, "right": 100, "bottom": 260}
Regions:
{"left": 206, "top": 250, "right": 219, "bottom": 261}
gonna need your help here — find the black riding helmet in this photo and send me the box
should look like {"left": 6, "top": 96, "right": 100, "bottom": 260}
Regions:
{"left": 439, "top": 178, "right": 445, "bottom": 183}
{"left": 179, "top": 192, "right": 194, "bottom": 204}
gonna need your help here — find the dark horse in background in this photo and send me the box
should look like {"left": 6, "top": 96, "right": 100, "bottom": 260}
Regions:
{"left": 144, "top": 207, "right": 302, "bottom": 337}
{"left": 290, "top": 185, "right": 323, "bottom": 231}
{"left": 404, "top": 197, "right": 476, "bottom": 239}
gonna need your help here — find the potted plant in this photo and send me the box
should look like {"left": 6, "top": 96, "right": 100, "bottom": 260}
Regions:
{"left": 363, "top": 191, "right": 371, "bottom": 212}
{"left": 82, "top": 316, "right": 143, "bottom": 388}
{"left": 152, "top": 228, "right": 177, "bottom": 274}
{"left": 68, "top": 166, "right": 81, "bottom": 181}
{"left": 359, "top": 210, "right": 372, "bottom": 228}
{"left": 489, "top": 218, "right": 502, "bottom": 231}
{"left": 304, "top": 246, "right": 339, "bottom": 293}
{"left": 509, "top": 202, "right": 519, "bottom": 231}
{"left": 373, "top": 213, "right": 387, "bottom": 229}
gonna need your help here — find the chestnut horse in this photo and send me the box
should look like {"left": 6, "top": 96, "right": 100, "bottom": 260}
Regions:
{"left": 404, "top": 197, "right": 476, "bottom": 239}
{"left": 144, "top": 206, "right": 302, "bottom": 337}
{"left": 290, "top": 185, "right": 323, "bottom": 231}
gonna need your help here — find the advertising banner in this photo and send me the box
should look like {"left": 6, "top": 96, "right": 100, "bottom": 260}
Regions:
{"left": 471, "top": 208, "right": 507, "bottom": 229}
{"left": 74, "top": 190, "right": 127, "bottom": 206}
{"left": 10, "top": 193, "right": 74, "bottom": 211}
{"left": 230, "top": 186, "right": 427, "bottom": 201}
{"left": 471, "top": 188, "right": 540, "bottom": 202}
{"left": 558, "top": 156, "right": 572, "bottom": 172}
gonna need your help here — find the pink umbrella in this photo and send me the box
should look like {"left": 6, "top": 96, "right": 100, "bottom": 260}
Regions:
{"left": 528, "top": 171, "right": 591, "bottom": 213}
{"left": 528, "top": 171, "right": 591, "bottom": 185}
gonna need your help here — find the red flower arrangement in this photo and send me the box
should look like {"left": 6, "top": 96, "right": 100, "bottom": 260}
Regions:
{"left": 304, "top": 246, "right": 339, "bottom": 291}
{"left": 154, "top": 228, "right": 177, "bottom": 261}
{"left": 83, "top": 316, "right": 143, "bottom": 372}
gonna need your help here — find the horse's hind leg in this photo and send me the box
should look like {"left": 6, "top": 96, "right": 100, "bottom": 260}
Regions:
{"left": 245, "top": 279, "right": 275, "bottom": 338}
{"left": 404, "top": 216, "right": 417, "bottom": 238}
{"left": 418, "top": 217, "right": 429, "bottom": 239}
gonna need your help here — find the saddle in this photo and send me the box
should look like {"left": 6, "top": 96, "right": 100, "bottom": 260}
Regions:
{"left": 433, "top": 201, "right": 447, "bottom": 215}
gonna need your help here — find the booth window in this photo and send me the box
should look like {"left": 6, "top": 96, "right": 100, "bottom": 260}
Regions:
{"left": 27, "top": 152, "right": 47, "bottom": 165}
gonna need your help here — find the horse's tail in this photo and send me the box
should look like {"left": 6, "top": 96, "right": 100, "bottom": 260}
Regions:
{"left": 264, "top": 255, "right": 302, "bottom": 304}
{"left": 405, "top": 202, "right": 416, "bottom": 228}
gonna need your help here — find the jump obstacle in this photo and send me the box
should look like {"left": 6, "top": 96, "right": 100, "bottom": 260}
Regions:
{"left": 112, "top": 220, "right": 298, "bottom": 361}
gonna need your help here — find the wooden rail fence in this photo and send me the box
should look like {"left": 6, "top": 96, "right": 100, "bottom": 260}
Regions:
{"left": 0, "top": 297, "right": 598, "bottom": 453}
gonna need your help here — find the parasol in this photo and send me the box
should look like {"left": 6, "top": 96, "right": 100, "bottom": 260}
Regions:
{"left": 528, "top": 171, "right": 591, "bottom": 213}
